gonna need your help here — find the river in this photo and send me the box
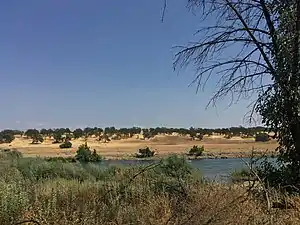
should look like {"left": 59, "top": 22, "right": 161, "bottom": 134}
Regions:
{"left": 102, "top": 157, "right": 277, "bottom": 182}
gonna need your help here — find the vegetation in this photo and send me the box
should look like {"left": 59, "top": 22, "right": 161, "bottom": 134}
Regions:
{"left": 135, "top": 146, "right": 155, "bottom": 158}
{"left": 255, "top": 133, "right": 270, "bottom": 142}
{"left": 0, "top": 149, "right": 299, "bottom": 224}
{"left": 0, "top": 126, "right": 267, "bottom": 143}
{"left": 59, "top": 141, "right": 72, "bottom": 149}
{"left": 24, "top": 129, "right": 44, "bottom": 144}
{"left": 53, "top": 132, "right": 64, "bottom": 143}
{"left": 187, "top": 145, "right": 204, "bottom": 157}
{"left": 0, "top": 130, "right": 15, "bottom": 143}
{"left": 75, "top": 143, "right": 102, "bottom": 162}
{"left": 231, "top": 168, "right": 256, "bottom": 183}
{"left": 162, "top": 0, "right": 300, "bottom": 194}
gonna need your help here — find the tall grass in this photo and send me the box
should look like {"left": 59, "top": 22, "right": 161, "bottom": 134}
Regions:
{"left": 0, "top": 150, "right": 299, "bottom": 224}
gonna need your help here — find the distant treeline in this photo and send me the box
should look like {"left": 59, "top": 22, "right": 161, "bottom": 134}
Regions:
{"left": 0, "top": 126, "right": 267, "bottom": 144}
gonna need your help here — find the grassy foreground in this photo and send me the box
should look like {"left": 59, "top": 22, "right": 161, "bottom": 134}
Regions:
{"left": 0, "top": 150, "right": 299, "bottom": 225}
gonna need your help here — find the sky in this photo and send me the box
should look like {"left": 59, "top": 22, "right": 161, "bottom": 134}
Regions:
{"left": 0, "top": 0, "right": 260, "bottom": 130}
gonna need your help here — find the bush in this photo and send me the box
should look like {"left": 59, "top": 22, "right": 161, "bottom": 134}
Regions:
{"left": 135, "top": 147, "right": 155, "bottom": 158}
{"left": 157, "top": 155, "right": 192, "bottom": 179}
{"left": 0, "top": 149, "right": 23, "bottom": 160}
{"left": 75, "top": 143, "right": 102, "bottom": 162}
{"left": 187, "top": 145, "right": 204, "bottom": 157}
{"left": 59, "top": 141, "right": 72, "bottom": 149}
{"left": 255, "top": 133, "right": 269, "bottom": 142}
{"left": 231, "top": 168, "right": 256, "bottom": 183}
{"left": 45, "top": 157, "right": 76, "bottom": 163}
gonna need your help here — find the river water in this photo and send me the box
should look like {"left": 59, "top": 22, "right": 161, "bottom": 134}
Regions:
{"left": 102, "top": 157, "right": 277, "bottom": 182}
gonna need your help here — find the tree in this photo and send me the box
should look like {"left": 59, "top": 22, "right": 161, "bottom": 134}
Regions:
{"left": 31, "top": 134, "right": 44, "bottom": 144}
{"left": 25, "top": 129, "right": 43, "bottom": 144}
{"left": 53, "top": 132, "right": 64, "bottom": 143}
{"left": 167, "top": 0, "right": 300, "bottom": 190}
{"left": 0, "top": 130, "right": 15, "bottom": 143}
{"left": 40, "top": 128, "right": 48, "bottom": 136}
{"left": 73, "top": 128, "right": 83, "bottom": 139}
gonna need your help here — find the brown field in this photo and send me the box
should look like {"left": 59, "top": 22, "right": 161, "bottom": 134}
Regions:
{"left": 0, "top": 134, "right": 278, "bottom": 159}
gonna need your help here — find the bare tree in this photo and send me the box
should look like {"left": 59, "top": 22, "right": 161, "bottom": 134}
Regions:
{"left": 166, "top": 0, "right": 300, "bottom": 189}
{"left": 172, "top": 1, "right": 280, "bottom": 119}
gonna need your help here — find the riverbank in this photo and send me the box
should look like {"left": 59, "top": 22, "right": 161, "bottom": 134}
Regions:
{"left": 0, "top": 136, "right": 278, "bottom": 160}
{"left": 0, "top": 149, "right": 297, "bottom": 225}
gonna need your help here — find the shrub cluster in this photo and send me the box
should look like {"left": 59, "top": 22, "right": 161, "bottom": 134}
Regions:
{"left": 187, "top": 145, "right": 204, "bottom": 157}
{"left": 59, "top": 141, "right": 72, "bottom": 149}
{"left": 255, "top": 133, "right": 270, "bottom": 142}
{"left": 135, "top": 147, "right": 155, "bottom": 158}
{"left": 75, "top": 143, "right": 102, "bottom": 162}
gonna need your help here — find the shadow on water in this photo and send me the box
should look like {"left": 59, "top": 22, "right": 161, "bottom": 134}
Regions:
{"left": 101, "top": 157, "right": 277, "bottom": 182}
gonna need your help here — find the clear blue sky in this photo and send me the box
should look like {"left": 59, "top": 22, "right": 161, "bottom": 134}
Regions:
{"left": 0, "top": 0, "right": 256, "bottom": 130}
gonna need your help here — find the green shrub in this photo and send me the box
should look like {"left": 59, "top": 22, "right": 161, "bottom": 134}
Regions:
{"left": 75, "top": 143, "right": 102, "bottom": 162}
{"left": 45, "top": 156, "right": 76, "bottom": 163}
{"left": 187, "top": 145, "right": 204, "bottom": 157}
{"left": 231, "top": 168, "right": 255, "bottom": 183}
{"left": 59, "top": 141, "right": 72, "bottom": 149}
{"left": 157, "top": 155, "right": 192, "bottom": 179}
{"left": 0, "top": 180, "right": 29, "bottom": 225}
{"left": 135, "top": 147, "right": 155, "bottom": 158}
{"left": 0, "top": 149, "right": 22, "bottom": 160}
{"left": 16, "top": 158, "right": 95, "bottom": 181}
{"left": 255, "top": 133, "right": 269, "bottom": 142}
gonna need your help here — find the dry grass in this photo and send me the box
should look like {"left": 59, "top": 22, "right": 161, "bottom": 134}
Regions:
{"left": 1, "top": 150, "right": 300, "bottom": 225}
{"left": 0, "top": 135, "right": 278, "bottom": 159}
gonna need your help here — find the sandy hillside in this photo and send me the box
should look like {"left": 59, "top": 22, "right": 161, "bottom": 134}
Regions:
{"left": 0, "top": 135, "right": 278, "bottom": 158}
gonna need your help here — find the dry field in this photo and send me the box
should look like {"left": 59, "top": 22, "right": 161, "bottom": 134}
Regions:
{"left": 0, "top": 134, "right": 278, "bottom": 159}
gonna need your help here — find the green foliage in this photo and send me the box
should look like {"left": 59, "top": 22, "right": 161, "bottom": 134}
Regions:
{"left": 45, "top": 157, "right": 76, "bottom": 163}
{"left": 255, "top": 133, "right": 270, "bottom": 142}
{"left": 0, "top": 130, "right": 15, "bottom": 143}
{"left": 53, "top": 133, "right": 64, "bottom": 143}
{"left": 0, "top": 149, "right": 23, "bottom": 160}
{"left": 31, "top": 134, "right": 44, "bottom": 144}
{"left": 75, "top": 143, "right": 102, "bottom": 162}
{"left": 187, "top": 145, "right": 204, "bottom": 157}
{"left": 135, "top": 147, "right": 155, "bottom": 158}
{"left": 73, "top": 128, "right": 83, "bottom": 139}
{"left": 59, "top": 141, "right": 72, "bottom": 149}
{"left": 156, "top": 155, "right": 192, "bottom": 179}
{"left": 231, "top": 168, "right": 255, "bottom": 183}
{"left": 0, "top": 180, "right": 29, "bottom": 225}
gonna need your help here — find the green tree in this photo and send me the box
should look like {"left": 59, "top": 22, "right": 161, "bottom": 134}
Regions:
{"left": 40, "top": 128, "right": 48, "bottom": 136}
{"left": 31, "top": 134, "right": 44, "bottom": 144}
{"left": 73, "top": 128, "right": 83, "bottom": 139}
{"left": 0, "top": 130, "right": 15, "bottom": 143}
{"left": 53, "top": 132, "right": 64, "bottom": 143}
